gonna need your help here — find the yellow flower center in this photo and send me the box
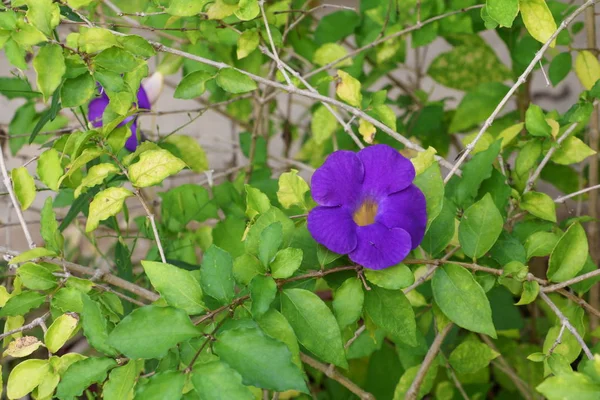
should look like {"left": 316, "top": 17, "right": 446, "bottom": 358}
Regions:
{"left": 353, "top": 199, "right": 378, "bottom": 226}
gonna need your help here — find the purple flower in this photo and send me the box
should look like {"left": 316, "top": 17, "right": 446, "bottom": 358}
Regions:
{"left": 88, "top": 84, "right": 151, "bottom": 152}
{"left": 308, "top": 144, "right": 427, "bottom": 270}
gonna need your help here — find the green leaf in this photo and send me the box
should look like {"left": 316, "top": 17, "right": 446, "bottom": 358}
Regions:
{"left": 7, "top": 359, "right": 50, "bottom": 399}
{"left": 81, "top": 294, "right": 118, "bottom": 356}
{"left": 516, "top": 280, "right": 540, "bottom": 305}
{"left": 160, "top": 184, "right": 217, "bottom": 232}
{"left": 85, "top": 187, "right": 134, "bottom": 232}
{"left": 364, "top": 286, "right": 417, "bottom": 345}
{"left": 421, "top": 200, "right": 456, "bottom": 256}
{"left": 174, "top": 71, "right": 212, "bottom": 99}
{"left": 548, "top": 222, "right": 588, "bottom": 282}
{"left": 270, "top": 248, "right": 303, "bottom": 279}
{"left": 163, "top": 135, "right": 209, "bottom": 173}
{"left": 448, "top": 340, "right": 499, "bottom": 374}
{"left": 525, "top": 231, "right": 561, "bottom": 259}
{"left": 9, "top": 247, "right": 56, "bottom": 264}
{"left": 25, "top": 0, "right": 60, "bottom": 36}
{"left": 45, "top": 313, "right": 79, "bottom": 353}
{"left": 393, "top": 363, "right": 437, "bottom": 400}
{"left": 37, "top": 148, "right": 63, "bottom": 191}
{"left": 165, "top": 0, "right": 209, "bottom": 16}
{"left": 33, "top": 44, "right": 65, "bottom": 102}
{"left": 128, "top": 149, "right": 186, "bottom": 188}
{"left": 336, "top": 70, "right": 362, "bottom": 107}
{"left": 235, "top": 0, "right": 259, "bottom": 20}
{"left": 516, "top": 140, "right": 542, "bottom": 177}
{"left": 17, "top": 262, "right": 57, "bottom": 290}
{"left": 487, "top": 0, "right": 519, "bottom": 27}
{"left": 432, "top": 264, "right": 497, "bottom": 337}
{"left": 200, "top": 245, "right": 235, "bottom": 304}
{"left": 314, "top": 43, "right": 351, "bottom": 67}
{"left": 0, "top": 77, "right": 39, "bottom": 99}
{"left": 428, "top": 39, "right": 511, "bottom": 91}
{"left": 446, "top": 140, "right": 501, "bottom": 207}
{"left": 245, "top": 185, "right": 270, "bottom": 220}
{"left": 133, "top": 371, "right": 185, "bottom": 400}
{"left": 56, "top": 357, "right": 116, "bottom": 400}
{"left": 259, "top": 222, "right": 282, "bottom": 267}
{"left": 414, "top": 162, "right": 444, "bottom": 229}
{"left": 311, "top": 105, "right": 338, "bottom": 145}
{"left": 94, "top": 46, "right": 142, "bottom": 73}
{"left": 11, "top": 166, "right": 36, "bottom": 210}
{"left": 575, "top": 50, "right": 600, "bottom": 90}
{"left": 78, "top": 27, "right": 119, "bottom": 53}
{"left": 216, "top": 68, "right": 257, "bottom": 94}
{"left": 520, "top": 0, "right": 557, "bottom": 47}
{"left": 281, "top": 288, "right": 348, "bottom": 368}
{"left": 74, "top": 163, "right": 120, "bottom": 198}
{"left": 364, "top": 263, "right": 414, "bottom": 290}
{"left": 142, "top": 261, "right": 205, "bottom": 315}
{"left": 449, "top": 83, "right": 509, "bottom": 133}
{"left": 525, "top": 104, "right": 552, "bottom": 137}
{"left": 192, "top": 361, "right": 253, "bottom": 400}
{"left": 0, "top": 291, "right": 45, "bottom": 317}
{"left": 459, "top": 194, "right": 503, "bottom": 259}
{"left": 250, "top": 275, "right": 277, "bottom": 316}
{"left": 233, "top": 253, "right": 265, "bottom": 285}
{"left": 256, "top": 309, "right": 301, "bottom": 367}
{"left": 245, "top": 207, "right": 295, "bottom": 255}
{"left": 118, "top": 35, "right": 156, "bottom": 58}
{"left": 237, "top": 30, "right": 260, "bottom": 60}
{"left": 552, "top": 136, "right": 596, "bottom": 165}
{"left": 332, "top": 278, "right": 364, "bottom": 329}
{"left": 103, "top": 361, "right": 140, "bottom": 400}
{"left": 214, "top": 322, "right": 308, "bottom": 392}
{"left": 107, "top": 306, "right": 199, "bottom": 359}
{"left": 549, "top": 52, "right": 572, "bottom": 86}
{"left": 537, "top": 372, "right": 600, "bottom": 400}
{"left": 520, "top": 191, "right": 557, "bottom": 222}
{"left": 277, "top": 169, "right": 309, "bottom": 210}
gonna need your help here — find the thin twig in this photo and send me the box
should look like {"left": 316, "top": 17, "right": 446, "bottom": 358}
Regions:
{"left": 548, "top": 322, "right": 567, "bottom": 355}
{"left": 300, "top": 353, "right": 375, "bottom": 400}
{"left": 405, "top": 323, "right": 453, "bottom": 400}
{"left": 539, "top": 291, "right": 593, "bottom": 360}
{"left": 0, "top": 313, "right": 50, "bottom": 340}
{"left": 440, "top": 352, "right": 470, "bottom": 400}
{"left": 555, "top": 183, "right": 600, "bottom": 203}
{"left": 444, "top": 0, "right": 598, "bottom": 183}
{"left": 542, "top": 269, "right": 600, "bottom": 293}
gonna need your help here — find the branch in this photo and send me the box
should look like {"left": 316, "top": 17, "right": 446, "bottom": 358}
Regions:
{"left": 300, "top": 353, "right": 375, "bottom": 400}
{"left": 555, "top": 183, "right": 600, "bottom": 203}
{"left": 525, "top": 122, "right": 578, "bottom": 193}
{"left": 0, "top": 312, "right": 50, "bottom": 340}
{"left": 443, "top": 0, "right": 599, "bottom": 183}
{"left": 539, "top": 291, "right": 593, "bottom": 360}
{"left": 405, "top": 323, "right": 453, "bottom": 400}
{"left": 542, "top": 269, "right": 600, "bottom": 293}
{"left": 439, "top": 352, "right": 470, "bottom": 400}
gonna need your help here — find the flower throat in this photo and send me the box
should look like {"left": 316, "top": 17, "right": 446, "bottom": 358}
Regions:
{"left": 353, "top": 199, "right": 378, "bottom": 226}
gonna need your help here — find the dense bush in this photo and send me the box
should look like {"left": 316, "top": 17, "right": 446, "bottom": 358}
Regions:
{"left": 1, "top": 0, "right": 600, "bottom": 398}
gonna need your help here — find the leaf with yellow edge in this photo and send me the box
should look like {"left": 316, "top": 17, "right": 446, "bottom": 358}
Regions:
{"left": 164, "top": 135, "right": 208, "bottom": 173}
{"left": 497, "top": 123, "right": 523, "bottom": 149}
{"left": 128, "top": 149, "right": 187, "bottom": 187}
{"left": 519, "top": 0, "right": 557, "bottom": 48}
{"left": 552, "top": 136, "right": 597, "bottom": 165}
{"left": 3, "top": 336, "right": 44, "bottom": 358}
{"left": 575, "top": 50, "right": 600, "bottom": 90}
{"left": 45, "top": 313, "right": 79, "bottom": 353}
{"left": 359, "top": 119, "right": 376, "bottom": 144}
{"left": 7, "top": 359, "right": 51, "bottom": 399}
{"left": 207, "top": 0, "right": 237, "bottom": 19}
{"left": 86, "top": 187, "right": 134, "bottom": 232}
{"left": 546, "top": 118, "right": 560, "bottom": 138}
{"left": 336, "top": 70, "right": 362, "bottom": 108}
{"left": 74, "top": 163, "right": 120, "bottom": 198}
{"left": 277, "top": 169, "right": 309, "bottom": 210}
{"left": 411, "top": 147, "right": 437, "bottom": 175}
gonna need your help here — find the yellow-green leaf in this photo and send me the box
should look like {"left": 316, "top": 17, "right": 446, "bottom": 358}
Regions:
{"left": 78, "top": 27, "right": 119, "bottom": 53}
{"left": 3, "top": 336, "right": 44, "bottom": 358}
{"left": 237, "top": 30, "right": 260, "bottom": 60}
{"left": 164, "top": 135, "right": 208, "bottom": 173}
{"left": 519, "top": 0, "right": 557, "bottom": 47}
{"left": 128, "top": 149, "right": 186, "bottom": 188}
{"left": 74, "top": 163, "right": 120, "bottom": 198}
{"left": 575, "top": 50, "right": 600, "bottom": 90}
{"left": 25, "top": 0, "right": 60, "bottom": 37}
{"left": 33, "top": 44, "right": 65, "bottom": 102}
{"left": 358, "top": 119, "right": 376, "bottom": 144}
{"left": 45, "top": 313, "right": 79, "bottom": 353}
{"left": 336, "top": 70, "right": 362, "bottom": 107}
{"left": 37, "top": 149, "right": 63, "bottom": 191}
{"left": 314, "top": 43, "right": 351, "bottom": 67}
{"left": 311, "top": 105, "right": 338, "bottom": 144}
{"left": 497, "top": 123, "right": 523, "bottom": 149}
{"left": 552, "top": 136, "right": 596, "bottom": 165}
{"left": 277, "top": 169, "right": 309, "bottom": 210}
{"left": 11, "top": 167, "right": 36, "bottom": 210}
{"left": 7, "top": 359, "right": 50, "bottom": 399}
{"left": 411, "top": 147, "right": 437, "bottom": 175}
{"left": 85, "top": 187, "right": 134, "bottom": 232}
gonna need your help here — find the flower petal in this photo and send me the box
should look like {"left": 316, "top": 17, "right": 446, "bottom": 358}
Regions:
{"left": 124, "top": 121, "right": 139, "bottom": 152}
{"left": 88, "top": 93, "right": 109, "bottom": 128}
{"left": 376, "top": 184, "right": 427, "bottom": 249}
{"left": 349, "top": 223, "right": 411, "bottom": 270}
{"left": 311, "top": 150, "right": 364, "bottom": 207}
{"left": 307, "top": 206, "right": 357, "bottom": 254}
{"left": 137, "top": 85, "right": 151, "bottom": 111}
{"left": 358, "top": 144, "right": 415, "bottom": 197}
